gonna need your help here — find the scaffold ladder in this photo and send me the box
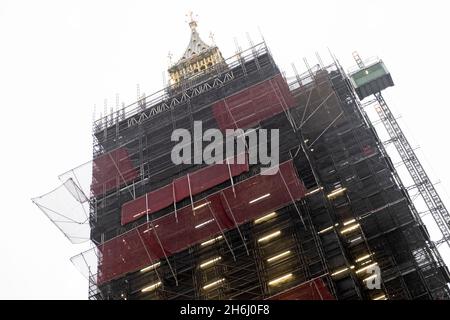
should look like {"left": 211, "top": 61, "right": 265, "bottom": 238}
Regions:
{"left": 373, "top": 93, "right": 450, "bottom": 246}
{"left": 352, "top": 53, "right": 450, "bottom": 248}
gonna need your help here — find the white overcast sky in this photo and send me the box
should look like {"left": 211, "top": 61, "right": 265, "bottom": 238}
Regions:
{"left": 1, "top": 0, "right": 450, "bottom": 299}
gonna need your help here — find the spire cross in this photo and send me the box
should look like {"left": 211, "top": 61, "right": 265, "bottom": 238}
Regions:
{"left": 168, "top": 51, "right": 173, "bottom": 64}
{"left": 186, "top": 11, "right": 198, "bottom": 30}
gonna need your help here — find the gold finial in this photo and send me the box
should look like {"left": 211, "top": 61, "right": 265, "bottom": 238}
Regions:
{"left": 186, "top": 11, "right": 198, "bottom": 31}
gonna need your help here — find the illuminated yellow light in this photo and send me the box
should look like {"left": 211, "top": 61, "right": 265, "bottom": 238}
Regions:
{"left": 200, "top": 256, "right": 222, "bottom": 269}
{"left": 258, "top": 230, "right": 281, "bottom": 243}
{"left": 200, "top": 236, "right": 223, "bottom": 246}
{"left": 195, "top": 219, "right": 214, "bottom": 229}
{"left": 331, "top": 267, "right": 350, "bottom": 276}
{"left": 343, "top": 219, "right": 356, "bottom": 226}
{"left": 363, "top": 274, "right": 378, "bottom": 282}
{"left": 355, "top": 254, "right": 372, "bottom": 263}
{"left": 373, "top": 294, "right": 387, "bottom": 300}
{"left": 318, "top": 225, "right": 334, "bottom": 234}
{"left": 267, "top": 250, "right": 291, "bottom": 263}
{"left": 141, "top": 281, "right": 162, "bottom": 292}
{"left": 143, "top": 225, "right": 159, "bottom": 234}
{"left": 203, "top": 278, "right": 225, "bottom": 290}
{"left": 327, "top": 187, "right": 347, "bottom": 199}
{"left": 140, "top": 262, "right": 161, "bottom": 273}
{"left": 340, "top": 224, "right": 360, "bottom": 234}
{"left": 305, "top": 187, "right": 323, "bottom": 196}
{"left": 193, "top": 202, "right": 210, "bottom": 211}
{"left": 268, "top": 273, "right": 293, "bottom": 286}
{"left": 254, "top": 212, "right": 277, "bottom": 224}
{"left": 249, "top": 193, "right": 271, "bottom": 204}
{"left": 356, "top": 262, "right": 378, "bottom": 274}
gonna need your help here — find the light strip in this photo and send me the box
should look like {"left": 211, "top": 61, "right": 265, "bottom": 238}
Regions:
{"left": 327, "top": 187, "right": 347, "bottom": 199}
{"left": 195, "top": 219, "right": 214, "bottom": 229}
{"left": 363, "top": 274, "right": 378, "bottom": 282}
{"left": 356, "top": 262, "right": 378, "bottom": 274}
{"left": 331, "top": 267, "right": 349, "bottom": 276}
{"left": 349, "top": 236, "right": 362, "bottom": 243}
{"left": 258, "top": 230, "right": 281, "bottom": 243}
{"left": 200, "top": 236, "right": 223, "bottom": 246}
{"left": 141, "top": 281, "right": 162, "bottom": 292}
{"left": 343, "top": 219, "right": 356, "bottom": 226}
{"left": 200, "top": 256, "right": 222, "bottom": 269}
{"left": 360, "top": 260, "right": 373, "bottom": 266}
{"left": 318, "top": 225, "right": 334, "bottom": 234}
{"left": 193, "top": 202, "right": 210, "bottom": 211}
{"left": 305, "top": 186, "right": 323, "bottom": 196}
{"left": 203, "top": 278, "right": 225, "bottom": 290}
{"left": 267, "top": 250, "right": 291, "bottom": 263}
{"left": 143, "top": 225, "right": 159, "bottom": 234}
{"left": 249, "top": 193, "right": 270, "bottom": 204}
{"left": 373, "top": 294, "right": 387, "bottom": 300}
{"left": 140, "top": 262, "right": 161, "bottom": 273}
{"left": 254, "top": 212, "right": 277, "bottom": 224}
{"left": 355, "top": 254, "right": 372, "bottom": 263}
{"left": 340, "top": 224, "right": 360, "bottom": 234}
{"left": 268, "top": 273, "right": 293, "bottom": 286}
{"left": 331, "top": 265, "right": 355, "bottom": 276}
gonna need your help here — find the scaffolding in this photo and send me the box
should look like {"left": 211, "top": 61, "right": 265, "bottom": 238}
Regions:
{"left": 349, "top": 53, "right": 450, "bottom": 249}
{"left": 286, "top": 58, "right": 450, "bottom": 299}
{"left": 33, "top": 41, "right": 450, "bottom": 300}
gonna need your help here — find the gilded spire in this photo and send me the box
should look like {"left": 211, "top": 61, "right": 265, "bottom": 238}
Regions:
{"left": 177, "top": 12, "right": 211, "bottom": 62}
{"left": 168, "top": 12, "right": 225, "bottom": 85}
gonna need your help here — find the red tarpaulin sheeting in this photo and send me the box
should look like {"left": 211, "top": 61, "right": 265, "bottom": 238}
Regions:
{"left": 268, "top": 277, "right": 335, "bottom": 300}
{"left": 97, "top": 160, "right": 306, "bottom": 285}
{"left": 212, "top": 74, "right": 295, "bottom": 130}
{"left": 121, "top": 159, "right": 250, "bottom": 225}
{"left": 91, "top": 148, "right": 139, "bottom": 197}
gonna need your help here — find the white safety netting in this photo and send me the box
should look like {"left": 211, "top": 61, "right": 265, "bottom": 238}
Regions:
{"left": 70, "top": 247, "right": 99, "bottom": 279}
{"left": 32, "top": 175, "right": 91, "bottom": 244}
